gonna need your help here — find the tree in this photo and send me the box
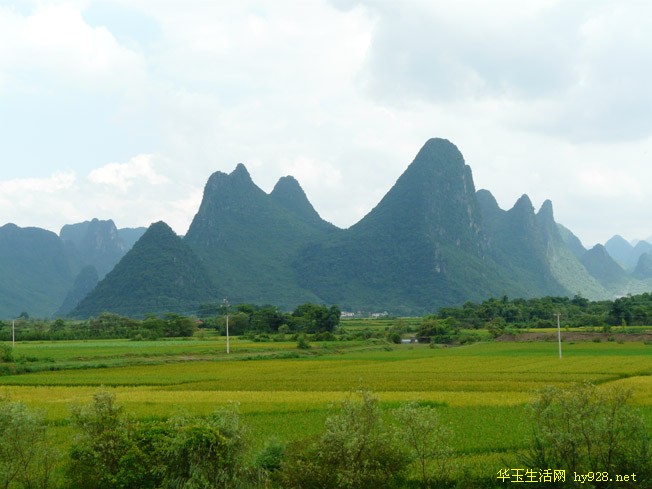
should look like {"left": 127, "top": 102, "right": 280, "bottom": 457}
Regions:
{"left": 160, "top": 404, "right": 249, "bottom": 489}
{"left": 291, "top": 303, "right": 341, "bottom": 333}
{"left": 278, "top": 390, "right": 409, "bottom": 488}
{"left": 163, "top": 313, "right": 196, "bottom": 337}
{"left": 526, "top": 383, "right": 650, "bottom": 488}
{"left": 67, "top": 390, "right": 147, "bottom": 489}
{"left": 0, "top": 397, "right": 58, "bottom": 489}
{"left": 394, "top": 402, "right": 453, "bottom": 487}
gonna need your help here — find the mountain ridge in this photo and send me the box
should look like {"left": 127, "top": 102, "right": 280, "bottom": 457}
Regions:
{"left": 2, "top": 138, "right": 651, "bottom": 318}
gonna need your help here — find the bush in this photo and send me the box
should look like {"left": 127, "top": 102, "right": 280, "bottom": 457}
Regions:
{"left": 0, "top": 343, "right": 13, "bottom": 362}
{"left": 0, "top": 397, "right": 59, "bottom": 489}
{"left": 387, "top": 332, "right": 402, "bottom": 344}
{"left": 67, "top": 392, "right": 252, "bottom": 489}
{"left": 296, "top": 334, "right": 311, "bottom": 350}
{"left": 277, "top": 390, "right": 409, "bottom": 488}
{"left": 394, "top": 402, "right": 453, "bottom": 487}
{"left": 67, "top": 390, "right": 147, "bottom": 489}
{"left": 525, "top": 382, "right": 651, "bottom": 488}
{"left": 161, "top": 411, "right": 246, "bottom": 488}
{"left": 255, "top": 437, "right": 285, "bottom": 473}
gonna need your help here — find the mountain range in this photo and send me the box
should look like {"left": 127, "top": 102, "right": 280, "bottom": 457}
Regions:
{"left": 2, "top": 138, "right": 651, "bottom": 318}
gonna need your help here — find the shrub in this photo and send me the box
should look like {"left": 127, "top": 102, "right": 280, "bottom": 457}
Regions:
{"left": 255, "top": 437, "right": 285, "bottom": 473}
{"left": 277, "top": 390, "right": 409, "bottom": 488}
{"left": 296, "top": 334, "right": 311, "bottom": 350}
{"left": 0, "top": 343, "right": 13, "bottom": 362}
{"left": 394, "top": 402, "right": 453, "bottom": 487}
{"left": 67, "top": 390, "right": 147, "bottom": 489}
{"left": 525, "top": 382, "right": 651, "bottom": 488}
{"left": 0, "top": 397, "right": 59, "bottom": 489}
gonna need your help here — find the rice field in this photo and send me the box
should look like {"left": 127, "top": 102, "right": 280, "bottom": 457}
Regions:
{"left": 1, "top": 338, "right": 651, "bottom": 479}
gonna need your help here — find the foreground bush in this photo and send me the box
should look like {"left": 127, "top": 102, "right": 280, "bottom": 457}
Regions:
{"left": 526, "top": 382, "right": 651, "bottom": 488}
{"left": 0, "top": 397, "right": 58, "bottom": 489}
{"left": 66, "top": 391, "right": 252, "bottom": 489}
{"left": 276, "top": 390, "right": 410, "bottom": 488}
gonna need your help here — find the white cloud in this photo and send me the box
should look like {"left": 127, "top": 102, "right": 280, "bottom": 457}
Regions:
{"left": 0, "top": 2, "right": 146, "bottom": 93}
{"left": 88, "top": 154, "right": 168, "bottom": 192}
{"left": 1, "top": 0, "right": 651, "bottom": 248}
{"left": 0, "top": 171, "right": 75, "bottom": 195}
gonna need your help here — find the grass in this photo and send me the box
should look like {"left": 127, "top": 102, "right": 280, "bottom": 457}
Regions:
{"left": 1, "top": 337, "right": 651, "bottom": 481}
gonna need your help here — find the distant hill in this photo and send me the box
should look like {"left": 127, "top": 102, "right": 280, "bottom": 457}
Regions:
{"left": 632, "top": 252, "right": 652, "bottom": 280}
{"left": 70, "top": 221, "right": 216, "bottom": 318}
{"left": 0, "top": 224, "right": 81, "bottom": 318}
{"left": 580, "top": 245, "right": 629, "bottom": 289}
{"left": 56, "top": 265, "right": 99, "bottom": 316}
{"left": 5, "top": 137, "right": 652, "bottom": 318}
{"left": 604, "top": 235, "right": 637, "bottom": 270}
{"left": 297, "top": 139, "right": 563, "bottom": 313}
{"left": 59, "top": 218, "right": 143, "bottom": 278}
{"left": 184, "top": 164, "right": 335, "bottom": 309}
{"left": 557, "top": 223, "right": 587, "bottom": 259}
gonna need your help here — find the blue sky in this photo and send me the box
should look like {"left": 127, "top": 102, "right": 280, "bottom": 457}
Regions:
{"left": 1, "top": 0, "right": 651, "bottom": 247}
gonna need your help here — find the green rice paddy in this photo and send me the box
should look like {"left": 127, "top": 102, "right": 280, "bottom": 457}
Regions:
{"left": 1, "top": 337, "right": 651, "bottom": 479}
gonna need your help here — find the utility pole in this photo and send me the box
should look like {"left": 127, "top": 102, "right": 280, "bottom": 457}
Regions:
{"left": 555, "top": 313, "right": 562, "bottom": 359}
{"left": 12, "top": 319, "right": 15, "bottom": 348}
{"left": 223, "top": 298, "right": 230, "bottom": 354}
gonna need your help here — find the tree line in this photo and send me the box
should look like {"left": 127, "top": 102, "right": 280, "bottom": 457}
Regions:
{"left": 434, "top": 292, "right": 652, "bottom": 330}
{"left": 0, "top": 303, "right": 342, "bottom": 342}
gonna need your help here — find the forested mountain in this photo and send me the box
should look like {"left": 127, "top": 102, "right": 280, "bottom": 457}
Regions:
{"left": 0, "top": 224, "right": 81, "bottom": 318}
{"left": 2, "top": 138, "right": 651, "bottom": 319}
{"left": 632, "top": 252, "right": 652, "bottom": 280}
{"left": 580, "top": 245, "right": 629, "bottom": 289}
{"left": 603, "top": 235, "right": 652, "bottom": 271}
{"left": 56, "top": 265, "right": 99, "bottom": 316}
{"left": 59, "top": 218, "right": 144, "bottom": 278}
{"left": 296, "top": 138, "right": 513, "bottom": 314}
{"left": 183, "top": 163, "right": 336, "bottom": 309}
{"left": 557, "top": 224, "right": 587, "bottom": 259}
{"left": 70, "top": 221, "right": 216, "bottom": 318}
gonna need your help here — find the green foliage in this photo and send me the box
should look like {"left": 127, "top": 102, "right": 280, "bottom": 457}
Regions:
{"left": 394, "top": 402, "right": 453, "bottom": 487}
{"left": 277, "top": 390, "right": 409, "bottom": 488}
{"left": 255, "top": 437, "right": 285, "bottom": 473}
{"left": 0, "top": 397, "right": 58, "bottom": 489}
{"left": 433, "top": 293, "right": 652, "bottom": 332}
{"left": 160, "top": 405, "right": 248, "bottom": 489}
{"left": 67, "top": 390, "right": 141, "bottom": 489}
{"left": 67, "top": 392, "right": 250, "bottom": 489}
{"left": 296, "top": 334, "right": 310, "bottom": 350}
{"left": 71, "top": 221, "right": 216, "bottom": 319}
{"left": 291, "top": 303, "right": 341, "bottom": 333}
{"left": 525, "top": 383, "right": 651, "bottom": 488}
{"left": 0, "top": 223, "right": 81, "bottom": 319}
{"left": 0, "top": 343, "right": 13, "bottom": 363}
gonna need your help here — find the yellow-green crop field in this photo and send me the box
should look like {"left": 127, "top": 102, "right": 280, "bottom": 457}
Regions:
{"left": 1, "top": 338, "right": 651, "bottom": 478}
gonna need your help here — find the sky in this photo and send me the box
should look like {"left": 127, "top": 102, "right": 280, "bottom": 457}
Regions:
{"left": 1, "top": 0, "right": 651, "bottom": 248}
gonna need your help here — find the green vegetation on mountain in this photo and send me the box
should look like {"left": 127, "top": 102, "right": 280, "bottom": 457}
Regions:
{"left": 605, "top": 234, "right": 638, "bottom": 270}
{"left": 632, "top": 252, "right": 652, "bottom": 280}
{"left": 581, "top": 245, "right": 629, "bottom": 289}
{"left": 295, "top": 139, "right": 515, "bottom": 314}
{"left": 0, "top": 224, "right": 80, "bottom": 318}
{"left": 556, "top": 223, "right": 587, "bottom": 259}
{"left": 60, "top": 219, "right": 129, "bottom": 278}
{"left": 3, "top": 138, "right": 651, "bottom": 318}
{"left": 479, "top": 193, "right": 563, "bottom": 297}
{"left": 56, "top": 265, "right": 99, "bottom": 317}
{"left": 184, "top": 164, "right": 336, "bottom": 309}
{"left": 70, "top": 221, "right": 216, "bottom": 318}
